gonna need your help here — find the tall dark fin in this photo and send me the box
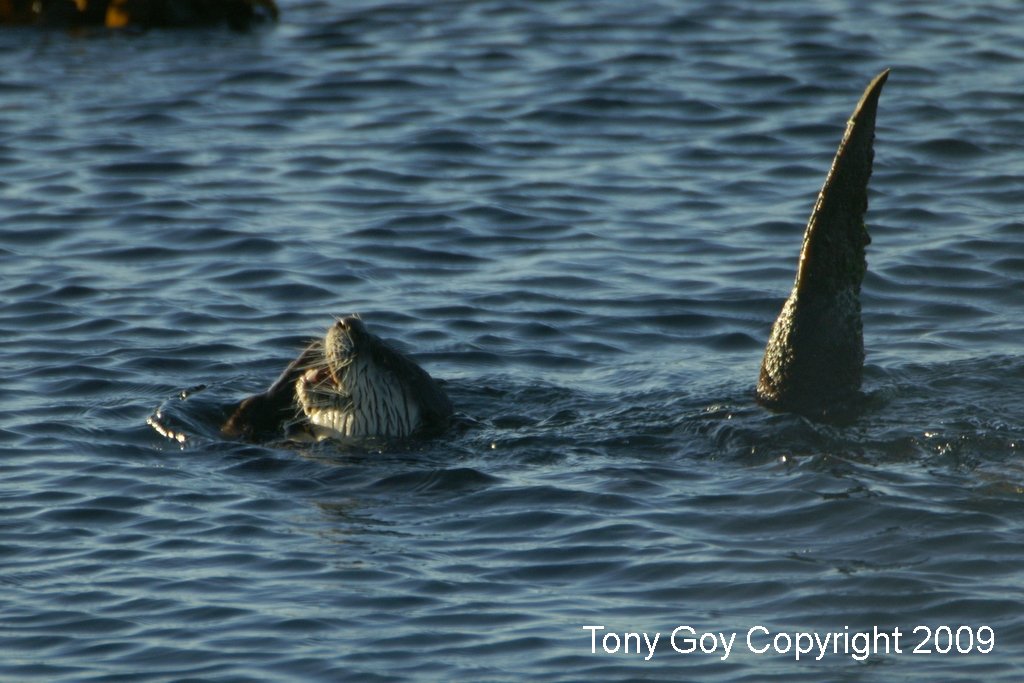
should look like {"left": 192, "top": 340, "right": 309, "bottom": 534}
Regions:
{"left": 756, "top": 69, "right": 889, "bottom": 416}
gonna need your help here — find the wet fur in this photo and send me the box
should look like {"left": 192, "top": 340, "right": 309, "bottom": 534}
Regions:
{"left": 221, "top": 318, "right": 451, "bottom": 442}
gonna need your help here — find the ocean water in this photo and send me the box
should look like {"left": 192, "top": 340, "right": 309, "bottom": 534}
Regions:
{"left": 2, "top": 1, "right": 1024, "bottom": 681}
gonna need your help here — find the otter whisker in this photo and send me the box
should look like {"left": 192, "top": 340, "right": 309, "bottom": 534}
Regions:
{"left": 293, "top": 316, "right": 451, "bottom": 440}
{"left": 222, "top": 316, "right": 451, "bottom": 442}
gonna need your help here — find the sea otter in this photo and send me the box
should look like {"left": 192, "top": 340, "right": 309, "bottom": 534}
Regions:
{"left": 221, "top": 316, "right": 453, "bottom": 442}
{"left": 756, "top": 69, "right": 889, "bottom": 417}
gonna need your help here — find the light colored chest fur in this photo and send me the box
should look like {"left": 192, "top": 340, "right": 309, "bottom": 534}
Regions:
{"left": 296, "top": 359, "right": 421, "bottom": 439}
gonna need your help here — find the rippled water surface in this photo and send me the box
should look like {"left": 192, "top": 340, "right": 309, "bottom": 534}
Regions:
{"left": 3, "top": 1, "right": 1024, "bottom": 680}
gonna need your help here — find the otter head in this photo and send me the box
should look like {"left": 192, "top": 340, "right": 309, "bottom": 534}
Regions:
{"left": 220, "top": 316, "right": 451, "bottom": 443}
{"left": 323, "top": 316, "right": 363, "bottom": 384}
{"left": 294, "top": 316, "right": 433, "bottom": 439}
{"left": 298, "top": 316, "right": 370, "bottom": 402}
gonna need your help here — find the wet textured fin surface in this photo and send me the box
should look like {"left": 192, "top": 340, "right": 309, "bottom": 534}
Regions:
{"left": 757, "top": 69, "right": 889, "bottom": 416}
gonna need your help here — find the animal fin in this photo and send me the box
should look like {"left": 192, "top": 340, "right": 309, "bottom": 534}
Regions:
{"left": 756, "top": 69, "right": 889, "bottom": 416}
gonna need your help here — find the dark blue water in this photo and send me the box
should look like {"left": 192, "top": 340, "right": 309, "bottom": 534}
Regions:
{"left": 3, "top": 1, "right": 1024, "bottom": 680}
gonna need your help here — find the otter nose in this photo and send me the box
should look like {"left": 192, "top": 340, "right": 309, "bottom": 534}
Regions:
{"left": 335, "top": 315, "right": 363, "bottom": 332}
